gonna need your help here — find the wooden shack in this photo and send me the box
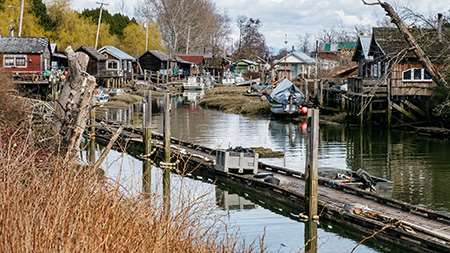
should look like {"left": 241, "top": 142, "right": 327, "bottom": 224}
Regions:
{"left": 0, "top": 37, "right": 51, "bottom": 78}
{"left": 76, "top": 46, "right": 107, "bottom": 77}
{"left": 98, "top": 46, "right": 136, "bottom": 79}
{"left": 139, "top": 50, "right": 171, "bottom": 72}
{"left": 349, "top": 27, "right": 449, "bottom": 126}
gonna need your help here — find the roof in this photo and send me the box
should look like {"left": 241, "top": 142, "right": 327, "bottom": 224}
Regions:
{"left": 323, "top": 42, "right": 357, "bottom": 52}
{"left": 175, "top": 56, "right": 192, "bottom": 65}
{"left": 370, "top": 27, "right": 450, "bottom": 64}
{"left": 275, "top": 51, "right": 315, "bottom": 65}
{"left": 176, "top": 54, "right": 204, "bottom": 65}
{"left": 99, "top": 45, "right": 135, "bottom": 61}
{"left": 236, "top": 59, "right": 258, "bottom": 65}
{"left": 0, "top": 37, "right": 49, "bottom": 54}
{"left": 352, "top": 35, "right": 372, "bottom": 62}
{"left": 146, "top": 50, "right": 171, "bottom": 62}
{"left": 76, "top": 46, "right": 107, "bottom": 61}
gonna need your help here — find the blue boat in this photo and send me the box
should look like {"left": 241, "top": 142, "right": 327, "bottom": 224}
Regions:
{"left": 267, "top": 79, "right": 306, "bottom": 116}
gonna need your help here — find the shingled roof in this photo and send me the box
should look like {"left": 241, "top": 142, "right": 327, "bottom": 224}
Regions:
{"left": 76, "top": 46, "right": 107, "bottom": 61}
{"left": 0, "top": 37, "right": 49, "bottom": 54}
{"left": 370, "top": 27, "right": 450, "bottom": 64}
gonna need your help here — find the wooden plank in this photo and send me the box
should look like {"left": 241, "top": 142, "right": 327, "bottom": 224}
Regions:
{"left": 403, "top": 100, "right": 426, "bottom": 116}
{"left": 392, "top": 102, "right": 417, "bottom": 121}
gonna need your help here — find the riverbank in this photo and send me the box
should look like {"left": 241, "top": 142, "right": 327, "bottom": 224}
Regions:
{"left": 199, "top": 86, "right": 271, "bottom": 115}
{"left": 0, "top": 81, "right": 260, "bottom": 252}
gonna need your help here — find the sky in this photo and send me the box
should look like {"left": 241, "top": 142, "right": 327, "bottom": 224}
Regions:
{"left": 72, "top": 0, "right": 450, "bottom": 51}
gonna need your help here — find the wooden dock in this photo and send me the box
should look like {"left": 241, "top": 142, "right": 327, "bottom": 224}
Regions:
{"left": 94, "top": 125, "right": 450, "bottom": 253}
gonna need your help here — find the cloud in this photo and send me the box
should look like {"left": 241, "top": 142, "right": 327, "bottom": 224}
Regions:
{"left": 71, "top": 0, "right": 449, "bottom": 49}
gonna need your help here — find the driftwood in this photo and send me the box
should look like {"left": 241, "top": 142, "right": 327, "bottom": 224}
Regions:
{"left": 55, "top": 46, "right": 97, "bottom": 161}
{"left": 362, "top": 1, "right": 449, "bottom": 88}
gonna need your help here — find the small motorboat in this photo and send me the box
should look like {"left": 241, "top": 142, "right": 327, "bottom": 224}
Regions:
{"left": 266, "top": 79, "right": 306, "bottom": 116}
{"left": 95, "top": 89, "right": 110, "bottom": 104}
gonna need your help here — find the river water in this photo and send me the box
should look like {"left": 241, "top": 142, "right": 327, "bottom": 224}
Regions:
{"left": 99, "top": 91, "right": 450, "bottom": 252}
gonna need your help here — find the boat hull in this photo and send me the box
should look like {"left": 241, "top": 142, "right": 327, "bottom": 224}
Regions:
{"left": 270, "top": 102, "right": 300, "bottom": 116}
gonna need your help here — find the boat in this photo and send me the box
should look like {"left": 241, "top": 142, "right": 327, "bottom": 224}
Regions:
{"left": 266, "top": 79, "right": 306, "bottom": 116}
{"left": 95, "top": 89, "right": 110, "bottom": 104}
{"left": 221, "top": 71, "right": 247, "bottom": 85}
{"left": 183, "top": 75, "right": 215, "bottom": 90}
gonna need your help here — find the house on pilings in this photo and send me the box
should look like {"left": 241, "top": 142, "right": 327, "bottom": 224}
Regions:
{"left": 349, "top": 26, "right": 450, "bottom": 126}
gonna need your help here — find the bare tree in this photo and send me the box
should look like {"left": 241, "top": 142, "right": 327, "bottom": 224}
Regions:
{"left": 138, "top": 0, "right": 230, "bottom": 57}
{"left": 297, "top": 33, "right": 312, "bottom": 53}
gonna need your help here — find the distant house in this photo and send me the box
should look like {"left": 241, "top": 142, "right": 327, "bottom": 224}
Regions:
{"left": 76, "top": 46, "right": 107, "bottom": 77}
{"left": 234, "top": 59, "right": 259, "bottom": 74}
{"left": 98, "top": 45, "right": 136, "bottom": 77}
{"left": 50, "top": 43, "right": 68, "bottom": 70}
{"left": 273, "top": 51, "right": 315, "bottom": 80}
{"left": 176, "top": 54, "right": 205, "bottom": 66}
{"left": 0, "top": 37, "right": 51, "bottom": 74}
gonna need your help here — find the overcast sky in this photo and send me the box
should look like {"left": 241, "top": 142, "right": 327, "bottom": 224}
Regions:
{"left": 72, "top": 0, "right": 450, "bottom": 50}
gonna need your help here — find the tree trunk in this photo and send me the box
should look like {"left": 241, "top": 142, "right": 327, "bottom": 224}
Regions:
{"left": 55, "top": 46, "right": 97, "bottom": 161}
{"left": 378, "top": 1, "right": 448, "bottom": 88}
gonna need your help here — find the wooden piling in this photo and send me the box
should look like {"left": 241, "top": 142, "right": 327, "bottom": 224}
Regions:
{"left": 304, "top": 219, "right": 318, "bottom": 253}
{"left": 163, "top": 93, "right": 171, "bottom": 213}
{"left": 305, "top": 109, "right": 319, "bottom": 220}
{"left": 88, "top": 106, "right": 96, "bottom": 164}
{"left": 143, "top": 91, "right": 152, "bottom": 194}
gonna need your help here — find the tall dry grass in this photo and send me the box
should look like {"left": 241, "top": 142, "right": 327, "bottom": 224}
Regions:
{"left": 0, "top": 75, "right": 261, "bottom": 252}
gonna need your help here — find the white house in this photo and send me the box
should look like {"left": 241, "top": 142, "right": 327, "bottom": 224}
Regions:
{"left": 273, "top": 51, "right": 315, "bottom": 80}
{"left": 98, "top": 46, "right": 136, "bottom": 77}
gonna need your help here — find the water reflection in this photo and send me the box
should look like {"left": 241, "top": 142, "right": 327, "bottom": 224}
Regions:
{"left": 216, "top": 188, "right": 257, "bottom": 211}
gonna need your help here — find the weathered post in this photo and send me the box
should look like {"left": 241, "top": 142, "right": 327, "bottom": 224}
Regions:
{"left": 88, "top": 104, "right": 96, "bottom": 164}
{"left": 304, "top": 219, "right": 318, "bottom": 253}
{"left": 305, "top": 109, "right": 319, "bottom": 220}
{"left": 157, "top": 71, "right": 160, "bottom": 85}
{"left": 142, "top": 90, "right": 152, "bottom": 194}
{"left": 162, "top": 93, "right": 171, "bottom": 214}
{"left": 304, "top": 108, "right": 319, "bottom": 253}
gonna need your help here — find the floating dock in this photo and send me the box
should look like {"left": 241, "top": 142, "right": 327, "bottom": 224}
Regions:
{"left": 94, "top": 125, "right": 450, "bottom": 253}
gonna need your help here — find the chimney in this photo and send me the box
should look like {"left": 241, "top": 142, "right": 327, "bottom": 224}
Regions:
{"left": 438, "top": 13, "right": 444, "bottom": 43}
{"left": 291, "top": 45, "right": 295, "bottom": 52}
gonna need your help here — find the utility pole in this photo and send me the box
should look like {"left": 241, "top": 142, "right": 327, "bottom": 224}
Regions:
{"left": 95, "top": 1, "right": 109, "bottom": 50}
{"left": 144, "top": 21, "right": 149, "bottom": 52}
{"left": 284, "top": 34, "right": 288, "bottom": 80}
{"left": 18, "top": 0, "right": 25, "bottom": 37}
{"left": 315, "top": 40, "right": 320, "bottom": 101}
{"left": 185, "top": 26, "right": 191, "bottom": 54}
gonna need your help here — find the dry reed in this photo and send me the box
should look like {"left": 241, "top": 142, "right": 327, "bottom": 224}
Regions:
{"left": 0, "top": 76, "right": 262, "bottom": 253}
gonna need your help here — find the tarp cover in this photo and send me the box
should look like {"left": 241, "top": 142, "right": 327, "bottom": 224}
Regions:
{"left": 269, "top": 79, "right": 305, "bottom": 105}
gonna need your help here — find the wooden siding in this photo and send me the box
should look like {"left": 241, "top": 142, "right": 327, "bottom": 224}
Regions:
{"left": 0, "top": 53, "right": 43, "bottom": 73}
{"left": 390, "top": 63, "right": 436, "bottom": 96}
{"left": 139, "top": 52, "right": 167, "bottom": 72}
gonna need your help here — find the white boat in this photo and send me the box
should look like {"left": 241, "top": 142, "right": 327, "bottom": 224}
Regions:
{"left": 183, "top": 75, "right": 215, "bottom": 90}
{"left": 267, "top": 79, "right": 306, "bottom": 116}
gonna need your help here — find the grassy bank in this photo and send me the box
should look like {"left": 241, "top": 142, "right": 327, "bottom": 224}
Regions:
{"left": 0, "top": 79, "right": 261, "bottom": 252}
{"left": 199, "top": 87, "right": 271, "bottom": 115}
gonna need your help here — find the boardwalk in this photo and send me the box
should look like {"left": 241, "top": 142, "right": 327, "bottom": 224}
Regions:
{"left": 95, "top": 125, "right": 450, "bottom": 253}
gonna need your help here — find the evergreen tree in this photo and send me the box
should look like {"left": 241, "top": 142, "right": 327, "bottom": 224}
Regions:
{"left": 31, "top": 0, "right": 55, "bottom": 31}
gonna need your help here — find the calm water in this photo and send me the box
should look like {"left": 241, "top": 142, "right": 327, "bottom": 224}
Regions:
{"left": 98, "top": 91, "right": 450, "bottom": 252}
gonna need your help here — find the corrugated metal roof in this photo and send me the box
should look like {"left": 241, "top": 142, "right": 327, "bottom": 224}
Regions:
{"left": 360, "top": 35, "right": 371, "bottom": 59}
{"left": 0, "top": 37, "right": 49, "bottom": 54}
{"left": 275, "top": 51, "right": 315, "bottom": 65}
{"left": 99, "top": 46, "right": 135, "bottom": 60}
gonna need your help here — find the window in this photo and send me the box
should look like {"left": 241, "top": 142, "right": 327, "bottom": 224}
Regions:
{"left": 3, "top": 55, "right": 27, "bottom": 68}
{"left": 4, "top": 56, "right": 14, "bottom": 67}
{"left": 402, "top": 68, "right": 432, "bottom": 82}
{"left": 16, "top": 57, "right": 26, "bottom": 67}
{"left": 107, "top": 60, "right": 118, "bottom": 70}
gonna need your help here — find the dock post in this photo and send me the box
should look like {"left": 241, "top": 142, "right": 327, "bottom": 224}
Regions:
{"left": 305, "top": 109, "right": 319, "bottom": 220}
{"left": 304, "top": 108, "right": 319, "bottom": 253}
{"left": 162, "top": 93, "right": 171, "bottom": 214}
{"left": 88, "top": 104, "right": 96, "bottom": 164}
{"left": 142, "top": 91, "right": 152, "bottom": 194}
{"left": 157, "top": 72, "right": 160, "bottom": 85}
